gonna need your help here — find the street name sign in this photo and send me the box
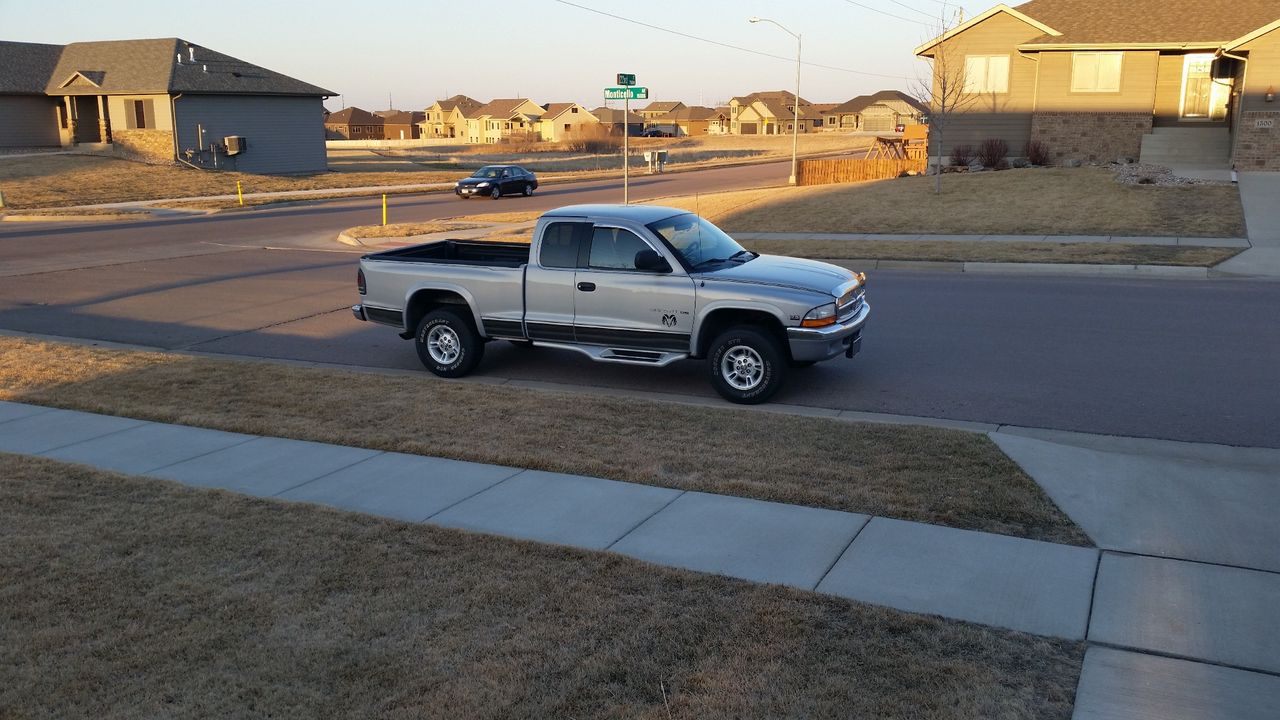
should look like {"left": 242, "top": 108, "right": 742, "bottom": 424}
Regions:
{"left": 604, "top": 87, "right": 649, "bottom": 100}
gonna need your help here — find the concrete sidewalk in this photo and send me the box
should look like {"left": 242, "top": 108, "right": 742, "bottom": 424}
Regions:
{"left": 4, "top": 399, "right": 1280, "bottom": 717}
{"left": 1215, "top": 172, "right": 1280, "bottom": 277}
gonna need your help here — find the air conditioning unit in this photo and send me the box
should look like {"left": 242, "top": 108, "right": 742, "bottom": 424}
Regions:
{"left": 223, "top": 136, "right": 246, "bottom": 156}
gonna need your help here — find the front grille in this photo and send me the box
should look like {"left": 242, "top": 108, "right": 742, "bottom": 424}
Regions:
{"left": 837, "top": 289, "right": 865, "bottom": 322}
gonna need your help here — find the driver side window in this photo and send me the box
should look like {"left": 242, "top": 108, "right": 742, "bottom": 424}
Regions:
{"left": 588, "top": 227, "right": 652, "bottom": 270}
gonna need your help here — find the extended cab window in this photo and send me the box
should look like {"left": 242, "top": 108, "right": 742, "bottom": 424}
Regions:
{"left": 588, "top": 227, "right": 652, "bottom": 270}
{"left": 539, "top": 222, "right": 582, "bottom": 268}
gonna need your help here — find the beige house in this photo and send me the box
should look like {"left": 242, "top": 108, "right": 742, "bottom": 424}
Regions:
{"left": 590, "top": 106, "right": 644, "bottom": 136}
{"left": 916, "top": 0, "right": 1280, "bottom": 169}
{"left": 538, "top": 102, "right": 600, "bottom": 142}
{"left": 824, "top": 91, "right": 929, "bottom": 132}
{"left": 707, "top": 106, "right": 733, "bottom": 134}
{"left": 638, "top": 100, "right": 685, "bottom": 120}
{"left": 419, "top": 94, "right": 479, "bottom": 138}
{"left": 645, "top": 106, "right": 720, "bottom": 136}
{"left": 728, "top": 91, "right": 818, "bottom": 134}
{"left": 466, "top": 98, "right": 544, "bottom": 144}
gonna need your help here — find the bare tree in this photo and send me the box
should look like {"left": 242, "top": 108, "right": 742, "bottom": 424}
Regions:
{"left": 913, "top": 6, "right": 979, "bottom": 194}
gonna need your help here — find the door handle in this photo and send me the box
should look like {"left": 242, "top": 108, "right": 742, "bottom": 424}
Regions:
{"left": 577, "top": 282, "right": 596, "bottom": 292}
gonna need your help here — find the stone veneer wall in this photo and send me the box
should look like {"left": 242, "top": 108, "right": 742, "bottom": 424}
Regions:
{"left": 1030, "top": 112, "right": 1153, "bottom": 165}
{"left": 112, "top": 129, "right": 174, "bottom": 163}
{"left": 1233, "top": 112, "right": 1280, "bottom": 171}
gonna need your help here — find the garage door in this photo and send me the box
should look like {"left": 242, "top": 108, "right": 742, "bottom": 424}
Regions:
{"left": 863, "top": 114, "right": 894, "bottom": 132}
{"left": 739, "top": 122, "right": 757, "bottom": 135}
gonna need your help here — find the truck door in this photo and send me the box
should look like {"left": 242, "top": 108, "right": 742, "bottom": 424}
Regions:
{"left": 572, "top": 225, "right": 696, "bottom": 352}
{"left": 524, "top": 221, "right": 589, "bottom": 342}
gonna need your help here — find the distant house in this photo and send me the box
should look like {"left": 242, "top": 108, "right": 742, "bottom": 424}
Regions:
{"left": 324, "top": 107, "right": 383, "bottom": 140}
{"left": 638, "top": 100, "right": 686, "bottom": 120}
{"left": 707, "top": 107, "right": 733, "bottom": 134}
{"left": 646, "top": 105, "right": 720, "bottom": 136}
{"left": 729, "top": 91, "right": 818, "bottom": 134}
{"left": 590, "top": 106, "right": 644, "bottom": 136}
{"left": 825, "top": 91, "right": 929, "bottom": 132}
{"left": 538, "top": 102, "right": 600, "bottom": 142}
{"left": 0, "top": 38, "right": 333, "bottom": 173}
{"left": 915, "top": 0, "right": 1280, "bottom": 168}
{"left": 420, "top": 94, "right": 480, "bottom": 138}
{"left": 808, "top": 102, "right": 840, "bottom": 128}
{"left": 380, "top": 110, "right": 424, "bottom": 140}
{"left": 467, "top": 98, "right": 544, "bottom": 143}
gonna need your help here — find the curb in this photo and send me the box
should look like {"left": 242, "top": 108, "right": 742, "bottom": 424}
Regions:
{"left": 0, "top": 212, "right": 154, "bottom": 223}
{"left": 802, "top": 259, "right": 1213, "bottom": 279}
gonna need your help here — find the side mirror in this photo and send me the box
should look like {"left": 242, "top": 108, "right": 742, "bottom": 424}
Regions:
{"left": 634, "top": 248, "right": 672, "bottom": 273}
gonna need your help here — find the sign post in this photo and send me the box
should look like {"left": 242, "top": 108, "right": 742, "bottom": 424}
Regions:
{"left": 605, "top": 80, "right": 647, "bottom": 204}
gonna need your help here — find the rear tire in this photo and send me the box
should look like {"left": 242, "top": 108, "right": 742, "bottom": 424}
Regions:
{"left": 707, "top": 326, "right": 786, "bottom": 404}
{"left": 415, "top": 308, "right": 484, "bottom": 378}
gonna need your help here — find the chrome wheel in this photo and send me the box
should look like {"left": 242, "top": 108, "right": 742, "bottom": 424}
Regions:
{"left": 426, "top": 325, "right": 461, "bottom": 364}
{"left": 720, "top": 345, "right": 765, "bottom": 391}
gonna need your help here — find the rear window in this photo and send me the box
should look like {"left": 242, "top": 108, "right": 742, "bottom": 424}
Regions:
{"left": 539, "top": 222, "right": 581, "bottom": 268}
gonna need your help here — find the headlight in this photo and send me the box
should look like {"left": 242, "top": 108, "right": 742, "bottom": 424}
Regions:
{"left": 454, "top": 181, "right": 460, "bottom": 187}
{"left": 477, "top": 181, "right": 490, "bottom": 188}
{"left": 801, "top": 302, "right": 837, "bottom": 328}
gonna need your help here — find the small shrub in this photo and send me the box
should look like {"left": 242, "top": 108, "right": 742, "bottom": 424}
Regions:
{"left": 950, "top": 144, "right": 974, "bottom": 166}
{"left": 977, "top": 138, "right": 1009, "bottom": 169}
{"left": 566, "top": 136, "right": 622, "bottom": 154}
{"left": 1025, "top": 140, "right": 1051, "bottom": 166}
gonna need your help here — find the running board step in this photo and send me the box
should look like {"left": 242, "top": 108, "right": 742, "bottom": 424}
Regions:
{"left": 533, "top": 341, "right": 688, "bottom": 367}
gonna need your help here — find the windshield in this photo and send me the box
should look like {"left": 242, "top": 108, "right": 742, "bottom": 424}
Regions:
{"left": 471, "top": 166, "right": 503, "bottom": 178}
{"left": 647, "top": 213, "right": 752, "bottom": 269}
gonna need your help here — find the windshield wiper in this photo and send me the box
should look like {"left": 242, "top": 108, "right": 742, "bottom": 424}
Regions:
{"left": 728, "top": 249, "right": 756, "bottom": 261}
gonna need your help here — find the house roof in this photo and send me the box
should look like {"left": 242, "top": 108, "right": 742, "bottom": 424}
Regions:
{"left": 654, "top": 105, "right": 719, "bottom": 122}
{"left": 1014, "top": 0, "right": 1279, "bottom": 46}
{"left": 434, "top": 94, "right": 481, "bottom": 112}
{"left": 42, "top": 38, "right": 332, "bottom": 96}
{"left": 541, "top": 102, "right": 590, "bottom": 120}
{"left": 325, "top": 107, "right": 382, "bottom": 125}
{"left": 642, "top": 100, "right": 685, "bottom": 113}
{"left": 831, "top": 90, "right": 928, "bottom": 115}
{"left": 381, "top": 110, "right": 424, "bottom": 124}
{"left": 0, "top": 41, "right": 64, "bottom": 94}
{"left": 918, "top": 1, "right": 1279, "bottom": 54}
{"left": 732, "top": 90, "right": 813, "bottom": 106}
{"left": 590, "top": 107, "right": 644, "bottom": 123}
{"left": 470, "top": 98, "right": 538, "bottom": 119}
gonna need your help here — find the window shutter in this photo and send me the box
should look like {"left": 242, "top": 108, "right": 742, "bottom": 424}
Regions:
{"left": 142, "top": 99, "right": 156, "bottom": 129}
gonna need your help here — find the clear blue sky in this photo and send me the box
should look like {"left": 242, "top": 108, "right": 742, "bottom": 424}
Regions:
{"left": 2, "top": 0, "right": 964, "bottom": 111}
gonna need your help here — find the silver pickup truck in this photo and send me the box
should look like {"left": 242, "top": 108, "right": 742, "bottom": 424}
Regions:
{"left": 353, "top": 204, "right": 869, "bottom": 404}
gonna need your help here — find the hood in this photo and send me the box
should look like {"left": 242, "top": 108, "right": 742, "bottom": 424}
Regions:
{"left": 698, "top": 254, "right": 858, "bottom": 296}
{"left": 457, "top": 176, "right": 494, "bottom": 186}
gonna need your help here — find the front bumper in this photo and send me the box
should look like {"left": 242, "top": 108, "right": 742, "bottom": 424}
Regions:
{"left": 786, "top": 300, "right": 871, "bottom": 362}
{"left": 455, "top": 185, "right": 490, "bottom": 196}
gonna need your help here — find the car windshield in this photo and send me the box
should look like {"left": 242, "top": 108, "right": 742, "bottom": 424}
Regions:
{"left": 647, "top": 213, "right": 752, "bottom": 269}
{"left": 471, "top": 166, "right": 503, "bottom": 178}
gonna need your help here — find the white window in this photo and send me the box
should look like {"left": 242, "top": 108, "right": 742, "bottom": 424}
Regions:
{"left": 1072, "top": 52, "right": 1123, "bottom": 92}
{"left": 964, "top": 55, "right": 1010, "bottom": 94}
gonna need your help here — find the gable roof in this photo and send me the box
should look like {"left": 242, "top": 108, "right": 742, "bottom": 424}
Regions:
{"left": 541, "top": 102, "right": 591, "bottom": 120}
{"left": 642, "top": 100, "right": 685, "bottom": 113}
{"left": 381, "top": 110, "right": 424, "bottom": 125}
{"left": 0, "top": 41, "right": 64, "bottom": 94}
{"left": 470, "top": 98, "right": 538, "bottom": 119}
{"left": 325, "top": 107, "right": 382, "bottom": 125}
{"left": 831, "top": 90, "right": 928, "bottom": 115}
{"left": 1014, "top": 0, "right": 1279, "bottom": 47}
{"left": 915, "top": 4, "right": 1060, "bottom": 56}
{"left": 37, "top": 38, "right": 332, "bottom": 96}
{"left": 590, "top": 107, "right": 644, "bottom": 123}
{"left": 434, "top": 94, "right": 481, "bottom": 112}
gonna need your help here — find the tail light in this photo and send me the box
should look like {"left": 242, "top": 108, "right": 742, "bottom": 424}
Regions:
{"left": 357, "top": 268, "right": 367, "bottom": 295}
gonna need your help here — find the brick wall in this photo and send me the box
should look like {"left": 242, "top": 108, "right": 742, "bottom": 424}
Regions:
{"left": 1233, "top": 112, "right": 1280, "bottom": 171}
{"left": 1030, "top": 112, "right": 1153, "bottom": 164}
{"left": 112, "top": 129, "right": 174, "bottom": 162}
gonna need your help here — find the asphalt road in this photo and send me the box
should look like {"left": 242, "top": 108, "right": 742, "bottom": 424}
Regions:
{"left": 2, "top": 161, "right": 1277, "bottom": 448}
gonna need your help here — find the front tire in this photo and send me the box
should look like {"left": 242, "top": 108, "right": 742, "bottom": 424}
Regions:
{"left": 522, "top": 183, "right": 534, "bottom": 196}
{"left": 707, "top": 326, "right": 786, "bottom": 404}
{"left": 490, "top": 186, "right": 502, "bottom": 200}
{"left": 415, "top": 308, "right": 484, "bottom": 378}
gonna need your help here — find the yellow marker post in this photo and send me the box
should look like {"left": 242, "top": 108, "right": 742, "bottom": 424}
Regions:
{"left": 236, "top": 180, "right": 244, "bottom": 207}
{"left": 382, "top": 194, "right": 388, "bottom": 226}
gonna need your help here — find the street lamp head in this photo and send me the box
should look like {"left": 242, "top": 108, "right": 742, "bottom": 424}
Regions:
{"left": 748, "top": 16, "right": 761, "bottom": 23}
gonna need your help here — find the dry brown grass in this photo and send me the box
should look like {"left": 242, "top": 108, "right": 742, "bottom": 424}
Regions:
{"left": 644, "top": 168, "right": 1245, "bottom": 238}
{"left": 744, "top": 239, "right": 1243, "bottom": 267}
{"left": 0, "top": 336, "right": 1086, "bottom": 544}
{"left": 345, "top": 221, "right": 486, "bottom": 239}
{"left": 0, "top": 154, "right": 457, "bottom": 209}
{"left": 0, "top": 453, "right": 1083, "bottom": 719}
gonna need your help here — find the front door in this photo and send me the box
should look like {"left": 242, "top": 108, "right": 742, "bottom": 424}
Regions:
{"left": 1181, "top": 54, "right": 1230, "bottom": 120}
{"left": 573, "top": 225, "right": 695, "bottom": 352}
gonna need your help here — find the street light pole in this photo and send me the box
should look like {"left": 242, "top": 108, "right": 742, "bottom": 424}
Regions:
{"left": 749, "top": 16, "right": 801, "bottom": 186}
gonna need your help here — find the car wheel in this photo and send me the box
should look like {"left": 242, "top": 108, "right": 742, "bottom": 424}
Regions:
{"left": 490, "top": 186, "right": 502, "bottom": 200}
{"left": 415, "top": 308, "right": 484, "bottom": 378}
{"left": 707, "top": 326, "right": 786, "bottom": 404}
{"left": 523, "top": 183, "right": 533, "bottom": 196}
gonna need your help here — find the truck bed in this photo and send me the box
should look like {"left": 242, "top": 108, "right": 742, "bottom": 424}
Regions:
{"left": 366, "top": 240, "right": 529, "bottom": 268}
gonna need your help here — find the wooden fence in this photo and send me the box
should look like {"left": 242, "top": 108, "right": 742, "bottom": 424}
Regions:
{"left": 796, "top": 157, "right": 929, "bottom": 186}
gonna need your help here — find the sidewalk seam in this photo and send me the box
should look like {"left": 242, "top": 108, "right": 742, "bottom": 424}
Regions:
{"left": 1083, "top": 552, "right": 1103, "bottom": 642}
{"left": 809, "top": 514, "right": 874, "bottom": 592}
{"left": 419, "top": 468, "right": 528, "bottom": 522}
{"left": 269, "top": 450, "right": 390, "bottom": 498}
{"left": 143, "top": 435, "right": 261, "bottom": 475}
{"left": 1086, "top": 640, "right": 1280, "bottom": 680}
{"left": 604, "top": 489, "right": 688, "bottom": 551}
